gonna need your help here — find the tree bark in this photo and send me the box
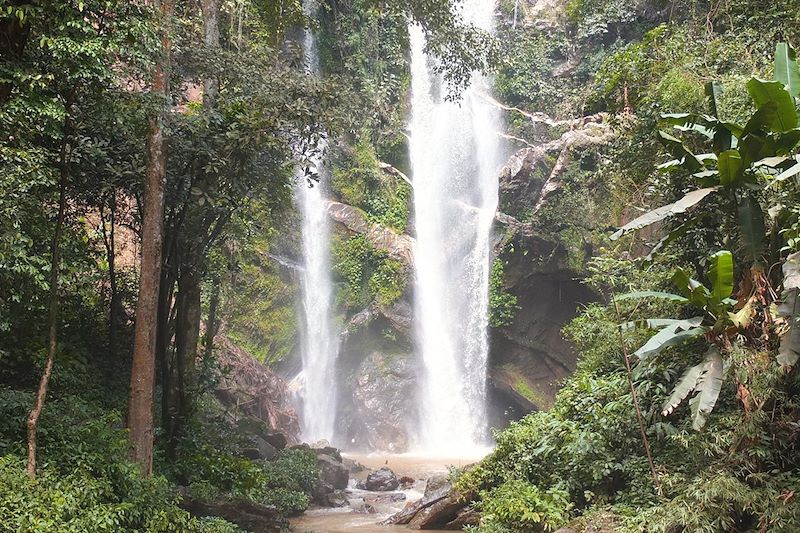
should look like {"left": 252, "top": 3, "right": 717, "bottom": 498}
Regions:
{"left": 173, "top": 266, "right": 202, "bottom": 442}
{"left": 100, "top": 194, "right": 122, "bottom": 358}
{"left": 26, "top": 102, "right": 71, "bottom": 479}
{"left": 203, "top": 275, "right": 221, "bottom": 363}
{"left": 127, "top": 0, "right": 173, "bottom": 476}
{"left": 200, "top": 0, "right": 220, "bottom": 108}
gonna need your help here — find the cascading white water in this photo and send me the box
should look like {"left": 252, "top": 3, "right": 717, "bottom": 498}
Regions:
{"left": 296, "top": 1, "right": 338, "bottom": 444}
{"left": 409, "top": 0, "right": 504, "bottom": 453}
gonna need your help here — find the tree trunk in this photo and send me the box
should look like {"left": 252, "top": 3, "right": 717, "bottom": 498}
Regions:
{"left": 127, "top": 0, "right": 173, "bottom": 476}
{"left": 100, "top": 194, "right": 122, "bottom": 358}
{"left": 203, "top": 275, "right": 221, "bottom": 363}
{"left": 172, "top": 266, "right": 202, "bottom": 448}
{"left": 26, "top": 103, "right": 71, "bottom": 479}
{"left": 200, "top": 0, "right": 220, "bottom": 108}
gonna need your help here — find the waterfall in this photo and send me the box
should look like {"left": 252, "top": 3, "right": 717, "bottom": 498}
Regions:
{"left": 296, "top": 1, "right": 338, "bottom": 444}
{"left": 409, "top": 0, "right": 503, "bottom": 453}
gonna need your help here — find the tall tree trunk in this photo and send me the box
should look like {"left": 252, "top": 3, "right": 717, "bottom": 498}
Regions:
{"left": 203, "top": 275, "right": 221, "bottom": 363}
{"left": 200, "top": 0, "right": 220, "bottom": 108}
{"left": 100, "top": 194, "right": 121, "bottom": 358}
{"left": 127, "top": 0, "right": 173, "bottom": 476}
{"left": 172, "top": 266, "right": 202, "bottom": 448}
{"left": 157, "top": 239, "right": 178, "bottom": 458}
{"left": 26, "top": 103, "right": 72, "bottom": 479}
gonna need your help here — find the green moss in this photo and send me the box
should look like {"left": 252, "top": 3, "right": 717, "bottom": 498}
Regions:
{"left": 332, "top": 234, "right": 408, "bottom": 310}
{"left": 489, "top": 260, "right": 519, "bottom": 328}
{"left": 512, "top": 377, "right": 549, "bottom": 408}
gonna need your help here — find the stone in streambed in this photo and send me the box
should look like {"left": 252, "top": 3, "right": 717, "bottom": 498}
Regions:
{"left": 365, "top": 467, "right": 400, "bottom": 491}
{"left": 326, "top": 489, "right": 350, "bottom": 508}
{"left": 398, "top": 475, "right": 415, "bottom": 488}
{"left": 365, "top": 492, "right": 406, "bottom": 504}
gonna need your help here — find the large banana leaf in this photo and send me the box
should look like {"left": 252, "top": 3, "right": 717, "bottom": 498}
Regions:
{"left": 657, "top": 131, "right": 704, "bottom": 171}
{"left": 778, "top": 252, "right": 800, "bottom": 367}
{"left": 689, "top": 348, "right": 724, "bottom": 430}
{"left": 615, "top": 290, "right": 689, "bottom": 303}
{"left": 775, "top": 42, "right": 800, "bottom": 98}
{"left": 717, "top": 150, "right": 742, "bottom": 186}
{"left": 746, "top": 78, "right": 798, "bottom": 132}
{"left": 611, "top": 187, "right": 718, "bottom": 240}
{"left": 662, "top": 347, "right": 724, "bottom": 431}
{"left": 634, "top": 321, "right": 706, "bottom": 360}
{"left": 708, "top": 250, "right": 734, "bottom": 303}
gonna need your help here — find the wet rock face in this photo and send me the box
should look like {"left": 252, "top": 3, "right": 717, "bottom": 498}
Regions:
{"left": 364, "top": 467, "right": 400, "bottom": 491}
{"left": 341, "top": 350, "right": 414, "bottom": 452}
{"left": 317, "top": 454, "right": 349, "bottom": 490}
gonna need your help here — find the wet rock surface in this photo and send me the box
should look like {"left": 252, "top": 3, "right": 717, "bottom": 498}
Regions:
{"left": 342, "top": 350, "right": 415, "bottom": 451}
{"left": 385, "top": 476, "right": 478, "bottom": 530}
{"left": 364, "top": 467, "right": 400, "bottom": 491}
{"left": 317, "top": 454, "right": 350, "bottom": 490}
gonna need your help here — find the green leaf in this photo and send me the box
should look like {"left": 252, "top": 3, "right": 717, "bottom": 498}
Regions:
{"left": 634, "top": 326, "right": 706, "bottom": 359}
{"left": 737, "top": 197, "right": 766, "bottom": 264}
{"left": 746, "top": 78, "right": 798, "bottom": 132}
{"left": 705, "top": 81, "right": 723, "bottom": 118}
{"left": 610, "top": 187, "right": 718, "bottom": 240}
{"left": 621, "top": 317, "right": 703, "bottom": 332}
{"left": 689, "top": 347, "right": 724, "bottom": 430}
{"left": 672, "top": 268, "right": 710, "bottom": 306}
{"left": 742, "top": 101, "right": 778, "bottom": 136}
{"left": 708, "top": 250, "right": 734, "bottom": 302}
{"left": 657, "top": 131, "right": 703, "bottom": 171}
{"left": 775, "top": 42, "right": 800, "bottom": 98}
{"left": 662, "top": 361, "right": 704, "bottom": 416}
{"left": 662, "top": 346, "right": 723, "bottom": 432}
{"left": 717, "top": 150, "right": 742, "bottom": 186}
{"left": 615, "top": 291, "right": 689, "bottom": 303}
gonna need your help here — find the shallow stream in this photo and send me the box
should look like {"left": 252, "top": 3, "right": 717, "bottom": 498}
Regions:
{"left": 290, "top": 452, "right": 487, "bottom": 533}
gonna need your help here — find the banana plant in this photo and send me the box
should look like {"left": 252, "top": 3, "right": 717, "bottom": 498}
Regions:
{"left": 612, "top": 43, "right": 800, "bottom": 267}
{"left": 617, "top": 251, "right": 736, "bottom": 429}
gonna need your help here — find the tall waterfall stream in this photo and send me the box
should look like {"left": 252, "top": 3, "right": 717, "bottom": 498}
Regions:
{"left": 408, "top": 0, "right": 504, "bottom": 453}
{"left": 296, "top": 0, "right": 339, "bottom": 444}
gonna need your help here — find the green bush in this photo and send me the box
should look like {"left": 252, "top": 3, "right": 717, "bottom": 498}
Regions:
{"left": 0, "top": 454, "right": 239, "bottom": 533}
{"left": 478, "top": 479, "right": 571, "bottom": 532}
{"left": 488, "top": 260, "right": 518, "bottom": 328}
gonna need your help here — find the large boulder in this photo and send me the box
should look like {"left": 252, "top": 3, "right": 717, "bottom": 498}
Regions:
{"left": 365, "top": 467, "right": 400, "bottom": 491}
{"left": 384, "top": 477, "right": 467, "bottom": 529}
{"left": 317, "top": 454, "right": 349, "bottom": 490}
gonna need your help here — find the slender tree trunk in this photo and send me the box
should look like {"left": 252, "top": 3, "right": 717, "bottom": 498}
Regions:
{"left": 101, "top": 194, "right": 121, "bottom": 358}
{"left": 127, "top": 0, "right": 173, "bottom": 476}
{"left": 26, "top": 103, "right": 71, "bottom": 479}
{"left": 203, "top": 275, "right": 221, "bottom": 363}
{"left": 200, "top": 0, "right": 220, "bottom": 108}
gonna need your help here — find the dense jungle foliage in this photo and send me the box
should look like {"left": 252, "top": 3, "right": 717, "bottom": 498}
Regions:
{"left": 3, "top": 0, "right": 800, "bottom": 531}
{"left": 455, "top": 0, "right": 800, "bottom": 531}
{"left": 0, "top": 0, "right": 489, "bottom": 529}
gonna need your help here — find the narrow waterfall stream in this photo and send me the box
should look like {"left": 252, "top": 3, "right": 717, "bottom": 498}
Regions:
{"left": 409, "top": 0, "right": 504, "bottom": 453}
{"left": 296, "top": 0, "right": 338, "bottom": 444}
